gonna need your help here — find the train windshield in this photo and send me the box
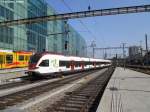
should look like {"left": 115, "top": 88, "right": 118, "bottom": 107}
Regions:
{"left": 29, "top": 54, "right": 41, "bottom": 64}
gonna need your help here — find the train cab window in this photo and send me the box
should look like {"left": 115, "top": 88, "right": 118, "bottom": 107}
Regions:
{"left": 6, "top": 55, "right": 13, "bottom": 63}
{"left": 0, "top": 55, "right": 3, "bottom": 64}
{"left": 29, "top": 55, "right": 41, "bottom": 64}
{"left": 39, "top": 60, "right": 49, "bottom": 67}
{"left": 19, "top": 55, "right": 24, "bottom": 61}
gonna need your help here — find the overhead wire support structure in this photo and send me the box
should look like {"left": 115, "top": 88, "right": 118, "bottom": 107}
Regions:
{"left": 94, "top": 46, "right": 129, "bottom": 59}
{"left": 94, "top": 47, "right": 129, "bottom": 50}
{"left": 47, "top": 31, "right": 70, "bottom": 36}
{"left": 0, "top": 4, "right": 150, "bottom": 26}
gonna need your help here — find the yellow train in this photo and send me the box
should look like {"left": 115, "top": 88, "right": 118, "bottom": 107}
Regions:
{"left": 0, "top": 50, "right": 33, "bottom": 69}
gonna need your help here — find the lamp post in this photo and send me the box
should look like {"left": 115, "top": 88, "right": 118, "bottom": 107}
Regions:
{"left": 121, "top": 43, "right": 126, "bottom": 70}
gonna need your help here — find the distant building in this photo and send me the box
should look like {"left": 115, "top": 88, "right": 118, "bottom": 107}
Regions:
{"left": 127, "top": 46, "right": 143, "bottom": 65}
{"left": 129, "top": 46, "right": 141, "bottom": 57}
{"left": 0, "top": 0, "right": 87, "bottom": 57}
{"left": 143, "top": 51, "right": 150, "bottom": 65}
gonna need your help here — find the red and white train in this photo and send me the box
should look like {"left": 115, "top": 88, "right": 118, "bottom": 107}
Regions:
{"left": 28, "top": 52, "right": 111, "bottom": 76}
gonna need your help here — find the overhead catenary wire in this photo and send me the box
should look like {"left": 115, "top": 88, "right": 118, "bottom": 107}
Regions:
{"left": 61, "top": 0, "right": 108, "bottom": 58}
{"left": 87, "top": 0, "right": 107, "bottom": 46}
{"left": 60, "top": 0, "right": 99, "bottom": 58}
{"left": 60, "top": 0, "right": 97, "bottom": 40}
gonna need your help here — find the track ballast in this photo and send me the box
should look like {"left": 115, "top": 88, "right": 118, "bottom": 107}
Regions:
{"left": 44, "top": 67, "right": 114, "bottom": 112}
{"left": 0, "top": 69, "right": 99, "bottom": 110}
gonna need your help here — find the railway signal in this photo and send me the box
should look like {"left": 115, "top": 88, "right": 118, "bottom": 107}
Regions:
{"left": 65, "top": 41, "right": 68, "bottom": 50}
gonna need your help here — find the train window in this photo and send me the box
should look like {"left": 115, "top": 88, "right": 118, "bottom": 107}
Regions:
{"left": 39, "top": 60, "right": 49, "bottom": 67}
{"left": 59, "top": 61, "right": 65, "bottom": 67}
{"left": 6, "top": 55, "right": 13, "bottom": 63}
{"left": 77, "top": 61, "right": 81, "bottom": 67}
{"left": 19, "top": 55, "right": 24, "bottom": 61}
{"left": 98, "top": 62, "right": 101, "bottom": 65}
{"left": 75, "top": 61, "right": 80, "bottom": 67}
{"left": 79, "top": 62, "right": 81, "bottom": 67}
{"left": 85, "top": 61, "right": 89, "bottom": 66}
{"left": 59, "top": 61, "right": 70, "bottom": 68}
{"left": 0, "top": 55, "right": 3, "bottom": 64}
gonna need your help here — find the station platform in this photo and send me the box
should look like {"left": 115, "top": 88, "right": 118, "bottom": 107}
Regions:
{"left": 97, "top": 67, "right": 150, "bottom": 112}
{"left": 0, "top": 68, "right": 27, "bottom": 84}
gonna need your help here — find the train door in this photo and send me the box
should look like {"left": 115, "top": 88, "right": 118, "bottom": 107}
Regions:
{"left": 26, "top": 53, "right": 33, "bottom": 66}
{"left": 70, "top": 61, "right": 74, "bottom": 71}
{"left": 94, "top": 62, "right": 96, "bottom": 68}
{"left": 0, "top": 54, "right": 4, "bottom": 69}
{"left": 25, "top": 55, "right": 28, "bottom": 62}
{"left": 25, "top": 55, "right": 29, "bottom": 66}
{"left": 81, "top": 61, "right": 84, "bottom": 70}
{"left": 14, "top": 52, "right": 17, "bottom": 67}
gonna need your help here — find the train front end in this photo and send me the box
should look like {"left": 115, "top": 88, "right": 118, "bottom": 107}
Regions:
{"left": 28, "top": 53, "right": 42, "bottom": 76}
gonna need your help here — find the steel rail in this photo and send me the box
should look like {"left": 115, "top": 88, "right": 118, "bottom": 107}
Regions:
{"left": 0, "top": 68, "right": 102, "bottom": 90}
{"left": 46, "top": 67, "right": 114, "bottom": 112}
{"left": 0, "top": 4, "right": 150, "bottom": 26}
{"left": 0, "top": 69, "right": 100, "bottom": 110}
{"left": 127, "top": 65, "right": 150, "bottom": 75}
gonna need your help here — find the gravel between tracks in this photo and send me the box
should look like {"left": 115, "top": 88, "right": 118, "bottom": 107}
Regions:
{"left": 1, "top": 70, "right": 105, "bottom": 111}
{"left": 2, "top": 68, "right": 108, "bottom": 112}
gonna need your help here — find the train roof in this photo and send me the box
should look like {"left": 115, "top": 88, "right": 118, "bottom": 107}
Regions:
{"left": 0, "top": 49, "right": 13, "bottom": 53}
{"left": 0, "top": 49, "right": 33, "bottom": 54}
{"left": 34, "top": 52, "right": 111, "bottom": 62}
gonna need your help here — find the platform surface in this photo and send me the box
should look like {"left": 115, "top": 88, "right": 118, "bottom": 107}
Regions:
{"left": 97, "top": 67, "right": 150, "bottom": 112}
{"left": 0, "top": 68, "right": 27, "bottom": 83}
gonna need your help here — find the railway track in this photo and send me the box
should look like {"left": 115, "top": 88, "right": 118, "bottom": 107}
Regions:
{"left": 0, "top": 75, "right": 54, "bottom": 90}
{"left": 127, "top": 65, "right": 150, "bottom": 75}
{"left": 0, "top": 69, "right": 99, "bottom": 90}
{"left": 0, "top": 68, "right": 27, "bottom": 74}
{"left": 0, "top": 80, "right": 31, "bottom": 90}
{"left": 44, "top": 67, "right": 114, "bottom": 112}
{"left": 0, "top": 69, "right": 27, "bottom": 85}
{"left": 0, "top": 75, "right": 51, "bottom": 91}
{"left": 131, "top": 68, "right": 150, "bottom": 75}
{"left": 0, "top": 69, "right": 101, "bottom": 110}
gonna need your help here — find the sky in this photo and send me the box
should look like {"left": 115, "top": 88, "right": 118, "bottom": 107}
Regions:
{"left": 46, "top": 0, "right": 150, "bottom": 58}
